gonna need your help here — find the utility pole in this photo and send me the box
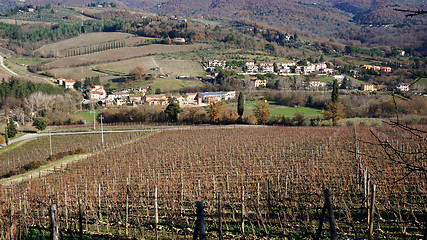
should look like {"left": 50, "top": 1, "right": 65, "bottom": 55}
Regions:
{"left": 21, "top": 114, "right": 24, "bottom": 126}
{"left": 99, "top": 115, "right": 104, "bottom": 145}
{"left": 49, "top": 131, "right": 52, "bottom": 157}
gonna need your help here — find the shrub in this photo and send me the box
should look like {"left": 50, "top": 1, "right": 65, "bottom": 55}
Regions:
{"left": 0, "top": 134, "right": 5, "bottom": 145}
{"left": 346, "top": 120, "right": 354, "bottom": 126}
{"left": 33, "top": 118, "right": 48, "bottom": 131}
{"left": 245, "top": 115, "right": 258, "bottom": 125}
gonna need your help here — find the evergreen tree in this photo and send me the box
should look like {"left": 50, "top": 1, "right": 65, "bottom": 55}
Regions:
{"left": 324, "top": 79, "right": 343, "bottom": 126}
{"left": 7, "top": 118, "right": 17, "bottom": 138}
{"left": 237, "top": 92, "right": 244, "bottom": 118}
{"left": 332, "top": 79, "right": 339, "bottom": 103}
{"left": 164, "top": 98, "right": 181, "bottom": 122}
{"left": 4, "top": 127, "right": 8, "bottom": 145}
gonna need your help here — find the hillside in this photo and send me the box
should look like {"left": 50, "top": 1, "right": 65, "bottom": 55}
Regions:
{"left": 152, "top": 0, "right": 426, "bottom": 50}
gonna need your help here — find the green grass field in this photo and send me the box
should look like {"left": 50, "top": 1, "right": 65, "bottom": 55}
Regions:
{"left": 76, "top": 111, "right": 102, "bottom": 124}
{"left": 228, "top": 100, "right": 323, "bottom": 118}
{"left": 8, "top": 58, "right": 48, "bottom": 66}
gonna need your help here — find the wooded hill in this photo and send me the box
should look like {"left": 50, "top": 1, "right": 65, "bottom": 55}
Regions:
{"left": 1, "top": 0, "right": 426, "bottom": 53}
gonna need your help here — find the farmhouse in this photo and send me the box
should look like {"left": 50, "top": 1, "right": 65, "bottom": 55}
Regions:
{"left": 381, "top": 67, "right": 392, "bottom": 73}
{"left": 63, "top": 79, "right": 76, "bottom": 89}
{"left": 308, "top": 79, "right": 327, "bottom": 88}
{"left": 396, "top": 83, "right": 410, "bottom": 92}
{"left": 178, "top": 93, "right": 198, "bottom": 107}
{"left": 57, "top": 78, "right": 66, "bottom": 85}
{"left": 361, "top": 83, "right": 376, "bottom": 92}
{"left": 208, "top": 59, "right": 227, "bottom": 68}
{"left": 251, "top": 78, "right": 268, "bottom": 88}
{"left": 89, "top": 85, "right": 107, "bottom": 100}
{"left": 144, "top": 94, "right": 169, "bottom": 106}
{"left": 196, "top": 91, "right": 236, "bottom": 104}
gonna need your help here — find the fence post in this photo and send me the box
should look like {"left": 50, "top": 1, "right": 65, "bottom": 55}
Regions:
{"left": 193, "top": 201, "right": 206, "bottom": 240}
{"left": 368, "top": 184, "right": 376, "bottom": 240}
{"left": 316, "top": 189, "right": 337, "bottom": 240}
{"left": 50, "top": 204, "right": 59, "bottom": 240}
{"left": 325, "top": 189, "right": 337, "bottom": 240}
{"left": 315, "top": 203, "right": 327, "bottom": 240}
{"left": 78, "top": 199, "right": 83, "bottom": 240}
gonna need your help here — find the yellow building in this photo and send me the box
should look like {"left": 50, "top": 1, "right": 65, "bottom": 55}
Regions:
{"left": 361, "top": 83, "right": 376, "bottom": 92}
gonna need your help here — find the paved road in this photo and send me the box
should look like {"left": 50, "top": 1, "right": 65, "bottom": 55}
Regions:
{"left": 0, "top": 55, "right": 17, "bottom": 75}
{"left": 5, "top": 124, "right": 261, "bottom": 146}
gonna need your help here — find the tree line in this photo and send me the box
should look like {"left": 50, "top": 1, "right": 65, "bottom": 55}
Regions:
{"left": 0, "top": 77, "right": 65, "bottom": 105}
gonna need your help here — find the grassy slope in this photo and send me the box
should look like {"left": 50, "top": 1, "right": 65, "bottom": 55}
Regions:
{"left": 37, "top": 32, "right": 135, "bottom": 53}
{"left": 228, "top": 100, "right": 323, "bottom": 118}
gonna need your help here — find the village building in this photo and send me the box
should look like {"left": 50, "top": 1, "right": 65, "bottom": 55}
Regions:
{"left": 144, "top": 94, "right": 169, "bottom": 106}
{"left": 258, "top": 62, "right": 274, "bottom": 73}
{"left": 251, "top": 78, "right": 268, "bottom": 88}
{"left": 57, "top": 78, "right": 66, "bottom": 85}
{"left": 396, "top": 83, "right": 410, "bottom": 92}
{"left": 208, "top": 59, "right": 227, "bottom": 69}
{"left": 88, "top": 85, "right": 107, "bottom": 100}
{"left": 196, "top": 91, "right": 236, "bottom": 104}
{"left": 361, "top": 83, "right": 377, "bottom": 92}
{"left": 308, "top": 79, "right": 327, "bottom": 88}
{"left": 63, "top": 79, "right": 76, "bottom": 89}
{"left": 381, "top": 67, "right": 392, "bottom": 73}
{"left": 245, "top": 60, "right": 258, "bottom": 73}
{"left": 129, "top": 94, "right": 143, "bottom": 104}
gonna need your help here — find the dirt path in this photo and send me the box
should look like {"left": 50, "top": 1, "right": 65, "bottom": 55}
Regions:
{"left": 0, "top": 55, "right": 18, "bottom": 75}
{"left": 0, "top": 153, "right": 91, "bottom": 186}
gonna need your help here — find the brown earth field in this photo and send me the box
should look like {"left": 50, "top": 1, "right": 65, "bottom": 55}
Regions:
{"left": 36, "top": 32, "right": 135, "bottom": 53}
{"left": 42, "top": 43, "right": 211, "bottom": 69}
{"left": 94, "top": 56, "right": 204, "bottom": 77}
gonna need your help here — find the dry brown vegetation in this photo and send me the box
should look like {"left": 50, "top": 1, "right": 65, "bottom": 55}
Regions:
{"left": 0, "top": 125, "right": 425, "bottom": 239}
{"left": 41, "top": 43, "right": 211, "bottom": 69}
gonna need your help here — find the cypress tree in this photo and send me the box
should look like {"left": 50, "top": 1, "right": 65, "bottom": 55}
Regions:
{"left": 4, "top": 127, "right": 8, "bottom": 145}
{"left": 332, "top": 79, "right": 339, "bottom": 103}
{"left": 7, "top": 118, "right": 17, "bottom": 138}
{"left": 237, "top": 92, "right": 244, "bottom": 117}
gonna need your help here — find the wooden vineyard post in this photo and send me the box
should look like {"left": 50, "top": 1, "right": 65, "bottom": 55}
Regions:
{"left": 368, "top": 184, "right": 376, "bottom": 240}
{"left": 325, "top": 189, "right": 337, "bottom": 240}
{"left": 98, "top": 183, "right": 102, "bottom": 233}
{"left": 241, "top": 185, "right": 245, "bottom": 235}
{"left": 50, "top": 204, "right": 59, "bottom": 240}
{"left": 126, "top": 179, "right": 129, "bottom": 236}
{"left": 218, "top": 193, "right": 223, "bottom": 240}
{"left": 315, "top": 189, "right": 337, "bottom": 240}
{"left": 79, "top": 199, "right": 84, "bottom": 240}
{"left": 9, "top": 197, "right": 14, "bottom": 240}
{"left": 65, "top": 191, "right": 68, "bottom": 229}
{"left": 193, "top": 201, "right": 206, "bottom": 240}
{"left": 155, "top": 185, "right": 158, "bottom": 240}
